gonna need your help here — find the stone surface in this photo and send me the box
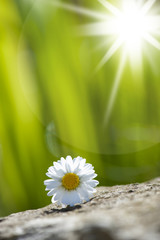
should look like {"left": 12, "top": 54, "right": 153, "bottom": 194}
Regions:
{"left": 0, "top": 178, "right": 160, "bottom": 240}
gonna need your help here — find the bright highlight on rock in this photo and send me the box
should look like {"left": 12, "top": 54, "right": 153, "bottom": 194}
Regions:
{"left": 44, "top": 156, "right": 99, "bottom": 207}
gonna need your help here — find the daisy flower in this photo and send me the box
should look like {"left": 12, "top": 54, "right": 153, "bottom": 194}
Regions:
{"left": 44, "top": 156, "right": 99, "bottom": 207}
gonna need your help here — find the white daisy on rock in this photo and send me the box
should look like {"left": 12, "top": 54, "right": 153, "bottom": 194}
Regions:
{"left": 44, "top": 156, "right": 99, "bottom": 207}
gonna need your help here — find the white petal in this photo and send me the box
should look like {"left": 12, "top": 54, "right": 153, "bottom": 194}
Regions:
{"left": 48, "top": 166, "right": 56, "bottom": 175}
{"left": 72, "top": 157, "right": 81, "bottom": 173}
{"left": 73, "top": 157, "right": 86, "bottom": 174}
{"left": 65, "top": 156, "right": 73, "bottom": 172}
{"left": 47, "top": 167, "right": 61, "bottom": 180}
{"left": 66, "top": 155, "right": 72, "bottom": 163}
{"left": 85, "top": 183, "right": 96, "bottom": 193}
{"left": 61, "top": 190, "right": 81, "bottom": 206}
{"left": 56, "top": 200, "right": 66, "bottom": 207}
{"left": 55, "top": 169, "right": 65, "bottom": 177}
{"left": 50, "top": 187, "right": 65, "bottom": 203}
{"left": 78, "top": 169, "right": 95, "bottom": 177}
{"left": 69, "top": 191, "right": 81, "bottom": 206}
{"left": 60, "top": 191, "right": 71, "bottom": 205}
{"left": 77, "top": 184, "right": 92, "bottom": 201}
{"left": 80, "top": 173, "right": 97, "bottom": 181}
{"left": 79, "top": 158, "right": 86, "bottom": 168}
{"left": 53, "top": 162, "right": 65, "bottom": 176}
{"left": 83, "top": 163, "right": 94, "bottom": 171}
{"left": 44, "top": 179, "right": 61, "bottom": 190}
{"left": 86, "top": 180, "right": 99, "bottom": 188}
{"left": 47, "top": 188, "right": 58, "bottom": 196}
{"left": 44, "top": 179, "right": 53, "bottom": 185}
{"left": 53, "top": 161, "right": 62, "bottom": 170}
{"left": 54, "top": 188, "right": 65, "bottom": 201}
{"left": 51, "top": 195, "right": 57, "bottom": 203}
{"left": 59, "top": 157, "right": 67, "bottom": 173}
{"left": 46, "top": 172, "right": 61, "bottom": 180}
{"left": 73, "top": 156, "right": 82, "bottom": 166}
{"left": 65, "top": 164, "right": 71, "bottom": 173}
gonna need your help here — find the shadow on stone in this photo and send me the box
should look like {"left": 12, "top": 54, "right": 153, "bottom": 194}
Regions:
{"left": 0, "top": 218, "right": 5, "bottom": 223}
{"left": 44, "top": 204, "right": 82, "bottom": 215}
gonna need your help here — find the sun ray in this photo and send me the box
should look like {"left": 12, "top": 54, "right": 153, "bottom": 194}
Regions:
{"left": 146, "top": 16, "right": 160, "bottom": 32}
{"left": 98, "top": 0, "right": 122, "bottom": 17}
{"left": 136, "top": 0, "right": 145, "bottom": 8}
{"left": 144, "top": 46, "right": 158, "bottom": 74}
{"left": 141, "top": 0, "right": 156, "bottom": 14}
{"left": 150, "top": 30, "right": 160, "bottom": 36}
{"left": 51, "top": 0, "right": 109, "bottom": 20}
{"left": 104, "top": 51, "right": 127, "bottom": 125}
{"left": 144, "top": 33, "right": 160, "bottom": 49}
{"left": 94, "top": 39, "right": 112, "bottom": 52}
{"left": 77, "top": 22, "right": 116, "bottom": 36}
{"left": 96, "top": 38, "right": 123, "bottom": 72}
{"left": 148, "top": 15, "right": 160, "bottom": 23}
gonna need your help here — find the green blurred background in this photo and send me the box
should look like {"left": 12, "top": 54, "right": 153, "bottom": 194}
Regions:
{"left": 0, "top": 0, "right": 160, "bottom": 216}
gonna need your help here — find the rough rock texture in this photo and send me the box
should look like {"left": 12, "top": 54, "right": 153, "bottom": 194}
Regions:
{"left": 0, "top": 178, "right": 160, "bottom": 240}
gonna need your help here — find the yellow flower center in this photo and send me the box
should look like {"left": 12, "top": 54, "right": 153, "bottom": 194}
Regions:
{"left": 62, "top": 173, "right": 80, "bottom": 191}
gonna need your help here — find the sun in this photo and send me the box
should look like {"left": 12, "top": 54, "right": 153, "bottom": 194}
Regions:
{"left": 99, "top": 0, "right": 160, "bottom": 70}
{"left": 76, "top": 0, "right": 160, "bottom": 71}
{"left": 113, "top": 3, "right": 149, "bottom": 49}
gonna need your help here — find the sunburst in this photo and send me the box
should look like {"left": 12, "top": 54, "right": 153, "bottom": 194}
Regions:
{"left": 77, "top": 0, "right": 160, "bottom": 71}
{"left": 52, "top": 0, "right": 160, "bottom": 123}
